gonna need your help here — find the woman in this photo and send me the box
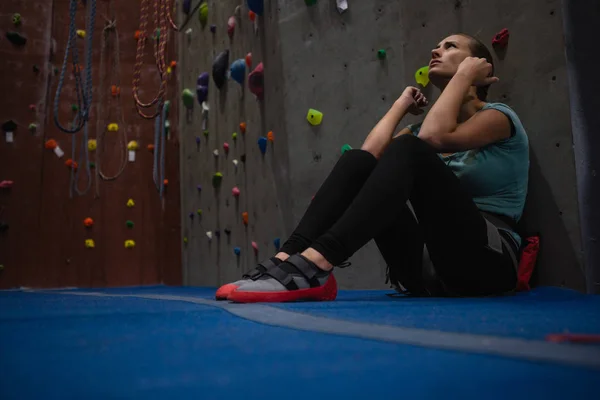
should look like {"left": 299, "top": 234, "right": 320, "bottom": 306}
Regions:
{"left": 216, "top": 33, "right": 529, "bottom": 303}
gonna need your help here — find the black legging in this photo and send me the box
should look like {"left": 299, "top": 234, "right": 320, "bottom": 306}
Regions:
{"left": 279, "top": 134, "right": 517, "bottom": 296}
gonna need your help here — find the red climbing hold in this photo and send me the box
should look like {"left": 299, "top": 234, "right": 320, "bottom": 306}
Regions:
{"left": 65, "top": 159, "right": 78, "bottom": 169}
{"left": 249, "top": 11, "right": 256, "bottom": 22}
{"left": 248, "top": 62, "right": 264, "bottom": 100}
{"left": 492, "top": 28, "right": 510, "bottom": 49}
{"left": 245, "top": 53, "right": 252, "bottom": 68}
{"left": 29, "top": 104, "right": 36, "bottom": 111}
{"left": 223, "top": 142, "right": 230, "bottom": 153}
{"left": 227, "top": 16, "right": 236, "bottom": 39}
{"left": 232, "top": 187, "right": 240, "bottom": 197}
{"left": 0, "top": 180, "right": 14, "bottom": 189}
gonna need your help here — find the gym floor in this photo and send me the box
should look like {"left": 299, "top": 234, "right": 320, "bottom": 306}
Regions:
{"left": 1, "top": 286, "right": 599, "bottom": 399}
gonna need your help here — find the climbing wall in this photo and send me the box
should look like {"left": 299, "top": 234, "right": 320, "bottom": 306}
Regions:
{"left": 177, "top": 0, "right": 288, "bottom": 286}
{"left": 180, "top": 0, "right": 585, "bottom": 291}
{"left": 0, "top": 0, "right": 181, "bottom": 288}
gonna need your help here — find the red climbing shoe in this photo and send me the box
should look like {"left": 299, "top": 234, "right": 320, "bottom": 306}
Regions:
{"left": 215, "top": 257, "right": 281, "bottom": 300}
{"left": 227, "top": 254, "right": 350, "bottom": 303}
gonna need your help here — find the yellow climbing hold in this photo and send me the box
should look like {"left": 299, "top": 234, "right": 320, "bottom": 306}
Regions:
{"left": 307, "top": 108, "right": 323, "bottom": 126}
{"left": 85, "top": 239, "right": 95, "bottom": 248}
{"left": 77, "top": 30, "right": 86, "bottom": 38}
{"left": 127, "top": 140, "right": 139, "bottom": 151}
{"left": 88, "top": 139, "right": 97, "bottom": 151}
{"left": 127, "top": 198, "right": 135, "bottom": 207}
{"left": 183, "top": 237, "right": 188, "bottom": 244}
{"left": 107, "top": 123, "right": 119, "bottom": 132}
{"left": 124, "top": 240, "right": 136, "bottom": 249}
{"left": 415, "top": 66, "right": 430, "bottom": 87}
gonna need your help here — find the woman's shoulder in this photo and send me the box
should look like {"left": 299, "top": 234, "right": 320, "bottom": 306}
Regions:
{"left": 483, "top": 102, "right": 528, "bottom": 143}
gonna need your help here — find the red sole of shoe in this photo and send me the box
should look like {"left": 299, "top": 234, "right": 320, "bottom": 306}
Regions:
{"left": 215, "top": 283, "right": 239, "bottom": 300}
{"left": 227, "top": 274, "right": 338, "bottom": 303}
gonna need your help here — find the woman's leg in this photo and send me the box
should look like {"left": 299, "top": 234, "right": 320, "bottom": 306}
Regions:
{"left": 230, "top": 135, "right": 516, "bottom": 301}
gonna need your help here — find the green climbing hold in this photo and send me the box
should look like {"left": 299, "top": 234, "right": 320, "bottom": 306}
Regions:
{"left": 341, "top": 144, "right": 352, "bottom": 154}
{"left": 183, "top": 237, "right": 188, "bottom": 244}
{"left": 12, "top": 13, "right": 21, "bottom": 26}
{"left": 71, "top": 104, "right": 79, "bottom": 112}
{"left": 232, "top": 132, "right": 238, "bottom": 140}
{"left": 182, "top": 89, "right": 194, "bottom": 109}
{"left": 203, "top": 129, "right": 209, "bottom": 138}
{"left": 307, "top": 108, "right": 323, "bottom": 126}
{"left": 126, "top": 220, "right": 134, "bottom": 228}
{"left": 212, "top": 172, "right": 223, "bottom": 188}
{"left": 164, "top": 100, "right": 171, "bottom": 116}
{"left": 199, "top": 3, "right": 208, "bottom": 28}
{"left": 197, "top": 209, "right": 202, "bottom": 216}
{"left": 377, "top": 49, "right": 387, "bottom": 60}
{"left": 155, "top": 28, "right": 160, "bottom": 40}
{"left": 6, "top": 31, "right": 27, "bottom": 46}
{"left": 89, "top": 162, "right": 95, "bottom": 169}
{"left": 53, "top": 66, "right": 59, "bottom": 75}
{"left": 28, "top": 123, "right": 37, "bottom": 132}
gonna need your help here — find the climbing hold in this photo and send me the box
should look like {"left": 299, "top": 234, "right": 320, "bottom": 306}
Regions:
{"left": 65, "top": 159, "right": 78, "bottom": 169}
{"left": 127, "top": 198, "right": 135, "bottom": 207}
{"left": 223, "top": 142, "right": 230, "bottom": 154}
{"left": 28, "top": 123, "right": 37, "bottom": 134}
{"left": 88, "top": 139, "right": 97, "bottom": 151}
{"left": 267, "top": 131, "right": 274, "bottom": 142}
{"left": 189, "top": 212, "right": 194, "bottom": 220}
{"left": 164, "top": 120, "right": 171, "bottom": 133}
{"left": 124, "top": 240, "right": 136, "bottom": 249}
{"left": 0, "top": 181, "right": 14, "bottom": 189}
{"left": 242, "top": 211, "right": 249, "bottom": 225}
{"left": 210, "top": 25, "right": 216, "bottom": 33}
{"left": 111, "top": 85, "right": 120, "bottom": 97}
{"left": 213, "top": 149, "right": 219, "bottom": 157}
{"left": 134, "top": 30, "right": 142, "bottom": 40}
{"left": 89, "top": 162, "right": 95, "bottom": 169}
{"left": 183, "top": 237, "right": 188, "bottom": 244}
{"left": 83, "top": 217, "right": 94, "bottom": 227}
{"left": 127, "top": 141, "right": 139, "bottom": 151}
{"left": 126, "top": 220, "right": 134, "bottom": 228}
{"left": 199, "top": 3, "right": 209, "bottom": 28}
{"left": 147, "top": 144, "right": 155, "bottom": 152}
{"left": 29, "top": 104, "right": 36, "bottom": 111}
{"left": 6, "top": 32, "right": 27, "bottom": 46}
{"left": 245, "top": 53, "right": 253, "bottom": 68}
{"left": 274, "top": 237, "right": 281, "bottom": 251}
{"left": 239, "top": 122, "right": 247, "bottom": 134}
{"left": 212, "top": 172, "right": 223, "bottom": 188}
{"left": 492, "top": 28, "right": 510, "bottom": 49}
{"left": 307, "top": 108, "right": 324, "bottom": 126}
{"left": 197, "top": 72, "right": 209, "bottom": 104}
{"left": 305, "top": 0, "right": 318, "bottom": 5}
{"left": 197, "top": 209, "right": 202, "bottom": 216}
{"left": 225, "top": 228, "right": 231, "bottom": 235}
{"left": 212, "top": 50, "right": 230, "bottom": 89}
{"left": 71, "top": 104, "right": 79, "bottom": 112}
{"left": 215, "top": 230, "right": 221, "bottom": 238}
{"left": 85, "top": 239, "right": 95, "bottom": 248}
{"left": 12, "top": 13, "right": 22, "bottom": 26}
{"left": 185, "top": 28, "right": 192, "bottom": 36}
{"left": 341, "top": 144, "right": 352, "bottom": 154}
{"left": 206, "top": 231, "right": 213, "bottom": 240}
{"left": 251, "top": 241, "right": 259, "bottom": 252}
{"left": 195, "top": 136, "right": 201, "bottom": 146}
{"left": 154, "top": 28, "right": 161, "bottom": 40}
{"left": 234, "top": 247, "right": 241, "bottom": 255}
{"left": 45, "top": 139, "right": 64, "bottom": 158}
{"left": 246, "top": 0, "right": 264, "bottom": 15}
{"left": 182, "top": 88, "right": 194, "bottom": 109}
{"left": 163, "top": 179, "right": 169, "bottom": 187}
{"left": 248, "top": 62, "right": 264, "bottom": 100}
{"left": 378, "top": 49, "right": 387, "bottom": 60}
{"left": 232, "top": 132, "right": 238, "bottom": 140}
{"left": 183, "top": 0, "right": 191, "bottom": 14}
{"left": 249, "top": 11, "right": 256, "bottom": 22}
{"left": 336, "top": 0, "right": 348, "bottom": 13}
{"left": 170, "top": 61, "right": 177, "bottom": 69}
{"left": 76, "top": 30, "right": 86, "bottom": 38}
{"left": 258, "top": 136, "right": 267, "bottom": 154}
{"left": 203, "top": 130, "right": 209, "bottom": 138}
{"left": 415, "top": 66, "right": 430, "bottom": 87}
{"left": 232, "top": 186, "right": 240, "bottom": 197}
{"left": 232, "top": 159, "right": 239, "bottom": 168}
{"left": 107, "top": 123, "right": 119, "bottom": 132}
{"left": 228, "top": 16, "right": 236, "bottom": 39}
{"left": 240, "top": 154, "right": 246, "bottom": 163}
{"left": 197, "top": 185, "right": 202, "bottom": 192}
{"left": 33, "top": 65, "right": 40, "bottom": 73}
{"left": 3, "top": 120, "right": 17, "bottom": 144}
{"left": 230, "top": 59, "right": 246, "bottom": 84}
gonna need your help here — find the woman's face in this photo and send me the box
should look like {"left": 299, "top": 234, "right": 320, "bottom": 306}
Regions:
{"left": 428, "top": 34, "right": 472, "bottom": 87}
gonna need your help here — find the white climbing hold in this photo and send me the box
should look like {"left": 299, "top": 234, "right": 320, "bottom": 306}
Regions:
{"left": 336, "top": 0, "right": 349, "bottom": 13}
{"left": 185, "top": 28, "right": 192, "bottom": 36}
{"left": 206, "top": 231, "right": 213, "bottom": 240}
{"left": 213, "top": 149, "right": 219, "bottom": 157}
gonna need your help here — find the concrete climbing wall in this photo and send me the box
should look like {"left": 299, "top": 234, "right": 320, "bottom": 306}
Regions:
{"left": 0, "top": 0, "right": 181, "bottom": 289}
{"left": 181, "top": 0, "right": 585, "bottom": 291}
{"left": 178, "top": 0, "right": 287, "bottom": 286}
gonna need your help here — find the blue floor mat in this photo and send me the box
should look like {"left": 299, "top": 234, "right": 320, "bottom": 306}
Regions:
{"left": 0, "top": 287, "right": 599, "bottom": 399}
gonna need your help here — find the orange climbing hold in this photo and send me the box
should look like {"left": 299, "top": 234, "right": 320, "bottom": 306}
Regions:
{"left": 239, "top": 122, "right": 246, "bottom": 134}
{"left": 45, "top": 139, "right": 58, "bottom": 149}
{"left": 163, "top": 179, "right": 169, "bottom": 186}
{"left": 147, "top": 144, "right": 155, "bottom": 152}
{"left": 65, "top": 159, "right": 78, "bottom": 169}
{"left": 242, "top": 211, "right": 249, "bottom": 225}
{"left": 83, "top": 217, "right": 94, "bottom": 227}
{"left": 111, "top": 85, "right": 120, "bottom": 97}
{"left": 249, "top": 11, "right": 256, "bottom": 22}
{"left": 267, "top": 131, "right": 274, "bottom": 142}
{"left": 134, "top": 30, "right": 142, "bottom": 40}
{"left": 170, "top": 61, "right": 177, "bottom": 68}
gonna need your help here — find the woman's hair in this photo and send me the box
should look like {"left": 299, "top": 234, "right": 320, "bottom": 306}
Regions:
{"left": 457, "top": 33, "right": 495, "bottom": 101}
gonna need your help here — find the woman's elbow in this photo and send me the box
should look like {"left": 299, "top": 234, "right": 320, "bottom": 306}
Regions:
{"left": 417, "top": 132, "right": 445, "bottom": 151}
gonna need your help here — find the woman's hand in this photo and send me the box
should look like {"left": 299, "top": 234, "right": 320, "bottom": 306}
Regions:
{"left": 456, "top": 57, "right": 500, "bottom": 86}
{"left": 396, "top": 86, "right": 428, "bottom": 115}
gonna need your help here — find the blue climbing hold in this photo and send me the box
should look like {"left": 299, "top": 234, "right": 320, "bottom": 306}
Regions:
{"left": 197, "top": 72, "right": 209, "bottom": 104}
{"left": 183, "top": 0, "right": 191, "bottom": 14}
{"left": 234, "top": 246, "right": 241, "bottom": 255}
{"left": 273, "top": 237, "right": 281, "bottom": 251}
{"left": 246, "top": 0, "right": 264, "bottom": 16}
{"left": 197, "top": 72, "right": 209, "bottom": 86}
{"left": 257, "top": 136, "right": 267, "bottom": 154}
{"left": 230, "top": 59, "right": 246, "bottom": 85}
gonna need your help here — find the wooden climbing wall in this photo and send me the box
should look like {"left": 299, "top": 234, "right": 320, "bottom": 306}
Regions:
{"left": 178, "top": 0, "right": 287, "bottom": 286}
{"left": 0, "top": 0, "right": 181, "bottom": 289}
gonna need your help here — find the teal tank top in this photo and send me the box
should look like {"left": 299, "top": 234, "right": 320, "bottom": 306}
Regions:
{"left": 407, "top": 102, "right": 530, "bottom": 246}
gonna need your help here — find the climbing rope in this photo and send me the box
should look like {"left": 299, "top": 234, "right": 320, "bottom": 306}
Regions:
{"left": 95, "top": 1, "right": 128, "bottom": 196}
{"left": 132, "top": 0, "right": 170, "bottom": 119}
{"left": 166, "top": 0, "right": 205, "bottom": 31}
{"left": 152, "top": 101, "right": 167, "bottom": 198}
{"left": 53, "top": 0, "right": 97, "bottom": 197}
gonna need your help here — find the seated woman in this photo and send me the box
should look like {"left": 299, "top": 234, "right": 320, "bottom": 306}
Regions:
{"left": 216, "top": 33, "right": 530, "bottom": 303}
